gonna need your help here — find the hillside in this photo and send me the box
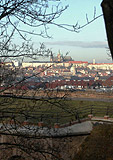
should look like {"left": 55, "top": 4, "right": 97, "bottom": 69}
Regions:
{"left": 73, "top": 124, "right": 113, "bottom": 160}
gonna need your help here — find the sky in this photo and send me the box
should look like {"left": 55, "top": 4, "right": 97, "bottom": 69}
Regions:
{"left": 27, "top": 0, "right": 112, "bottom": 63}
{"left": 36, "top": 0, "right": 111, "bottom": 63}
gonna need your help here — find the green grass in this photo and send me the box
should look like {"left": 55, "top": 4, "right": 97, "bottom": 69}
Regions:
{"left": 0, "top": 97, "right": 113, "bottom": 126}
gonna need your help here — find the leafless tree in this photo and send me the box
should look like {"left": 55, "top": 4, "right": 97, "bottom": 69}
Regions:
{"left": 0, "top": 1, "right": 110, "bottom": 159}
{"left": 0, "top": 1, "right": 82, "bottom": 160}
{"left": 0, "top": 0, "right": 67, "bottom": 61}
{"left": 0, "top": 0, "right": 103, "bottom": 62}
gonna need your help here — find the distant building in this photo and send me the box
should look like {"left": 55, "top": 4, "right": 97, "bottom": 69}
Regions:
{"left": 93, "top": 59, "right": 96, "bottom": 64}
{"left": 70, "top": 65, "right": 76, "bottom": 75}
{"left": 69, "top": 61, "right": 88, "bottom": 67}
{"left": 88, "top": 63, "right": 113, "bottom": 70}
{"left": 12, "top": 61, "right": 19, "bottom": 67}
{"left": 50, "top": 52, "right": 73, "bottom": 62}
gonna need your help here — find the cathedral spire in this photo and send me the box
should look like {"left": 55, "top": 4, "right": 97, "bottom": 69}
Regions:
{"left": 57, "top": 50, "right": 61, "bottom": 62}
{"left": 50, "top": 51, "right": 53, "bottom": 62}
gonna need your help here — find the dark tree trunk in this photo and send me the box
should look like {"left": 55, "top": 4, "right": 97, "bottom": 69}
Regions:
{"left": 101, "top": 0, "right": 113, "bottom": 59}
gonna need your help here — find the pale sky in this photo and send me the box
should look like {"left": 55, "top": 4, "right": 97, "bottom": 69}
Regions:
{"left": 39, "top": 0, "right": 112, "bottom": 63}
{"left": 28, "top": 0, "right": 112, "bottom": 63}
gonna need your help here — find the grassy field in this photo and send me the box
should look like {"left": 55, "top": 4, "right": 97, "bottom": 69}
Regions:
{"left": 0, "top": 96, "right": 113, "bottom": 126}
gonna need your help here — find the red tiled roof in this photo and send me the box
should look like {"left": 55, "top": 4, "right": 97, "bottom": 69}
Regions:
{"left": 69, "top": 61, "right": 88, "bottom": 64}
{"left": 106, "top": 76, "right": 113, "bottom": 81}
{"left": 102, "top": 76, "right": 113, "bottom": 86}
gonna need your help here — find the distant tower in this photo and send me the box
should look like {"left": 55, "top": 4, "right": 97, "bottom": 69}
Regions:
{"left": 70, "top": 65, "right": 76, "bottom": 75}
{"left": 45, "top": 70, "right": 47, "bottom": 76}
{"left": 57, "top": 51, "right": 61, "bottom": 62}
{"left": 50, "top": 51, "right": 53, "bottom": 62}
{"left": 93, "top": 59, "right": 96, "bottom": 64}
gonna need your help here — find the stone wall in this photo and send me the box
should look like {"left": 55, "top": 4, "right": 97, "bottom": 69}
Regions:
{"left": 0, "top": 133, "right": 88, "bottom": 160}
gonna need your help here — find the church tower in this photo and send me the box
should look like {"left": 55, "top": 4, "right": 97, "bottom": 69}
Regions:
{"left": 57, "top": 50, "right": 61, "bottom": 62}
{"left": 50, "top": 51, "right": 53, "bottom": 62}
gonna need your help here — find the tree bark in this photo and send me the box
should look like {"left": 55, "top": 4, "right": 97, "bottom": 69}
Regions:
{"left": 101, "top": 0, "right": 113, "bottom": 59}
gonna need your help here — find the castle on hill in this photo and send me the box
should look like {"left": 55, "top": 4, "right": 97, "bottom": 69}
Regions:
{"left": 50, "top": 52, "right": 73, "bottom": 62}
